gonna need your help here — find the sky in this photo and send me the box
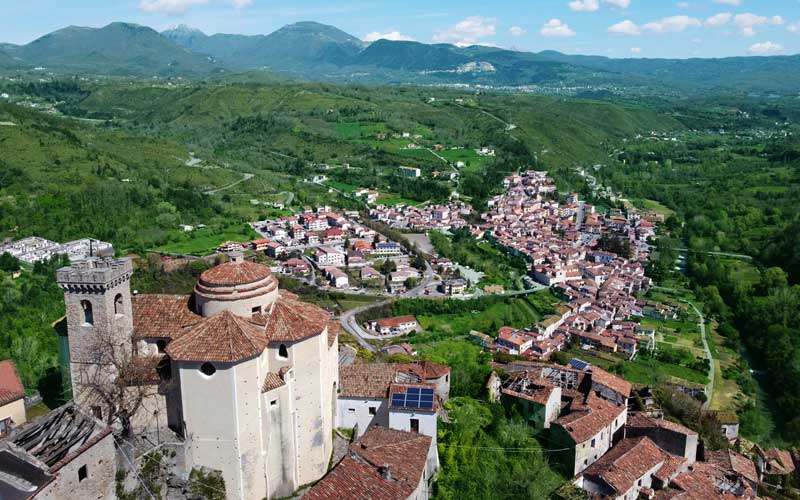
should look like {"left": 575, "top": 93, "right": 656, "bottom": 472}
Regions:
{"left": 2, "top": 0, "right": 799, "bottom": 58}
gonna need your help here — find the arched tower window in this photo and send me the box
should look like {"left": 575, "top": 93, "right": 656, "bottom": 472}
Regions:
{"left": 114, "top": 294, "right": 124, "bottom": 315}
{"left": 200, "top": 362, "right": 216, "bottom": 377}
{"left": 278, "top": 344, "right": 288, "bottom": 359}
{"left": 81, "top": 300, "right": 93, "bottom": 326}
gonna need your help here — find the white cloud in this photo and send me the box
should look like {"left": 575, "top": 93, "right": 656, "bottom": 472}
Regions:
{"left": 569, "top": 0, "right": 600, "bottom": 12}
{"left": 433, "top": 16, "right": 496, "bottom": 45}
{"left": 789, "top": 21, "right": 800, "bottom": 33}
{"left": 733, "top": 13, "right": 784, "bottom": 36}
{"left": 139, "top": 0, "right": 209, "bottom": 14}
{"left": 540, "top": 19, "right": 576, "bottom": 37}
{"left": 509, "top": 26, "right": 527, "bottom": 37}
{"left": 630, "top": 47, "right": 642, "bottom": 54}
{"left": 749, "top": 41, "right": 783, "bottom": 54}
{"left": 605, "top": 0, "right": 631, "bottom": 8}
{"left": 643, "top": 15, "right": 702, "bottom": 33}
{"left": 608, "top": 20, "right": 641, "bottom": 35}
{"left": 705, "top": 13, "right": 732, "bottom": 27}
{"left": 363, "top": 31, "right": 416, "bottom": 42}
{"left": 714, "top": 0, "right": 741, "bottom": 5}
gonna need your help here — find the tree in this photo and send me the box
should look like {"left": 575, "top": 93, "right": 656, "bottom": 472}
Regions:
{"left": 72, "top": 325, "right": 160, "bottom": 433}
{"left": 0, "top": 253, "right": 20, "bottom": 272}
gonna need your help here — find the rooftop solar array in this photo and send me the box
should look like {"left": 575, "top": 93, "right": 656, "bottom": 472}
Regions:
{"left": 569, "top": 358, "right": 591, "bottom": 371}
{"left": 391, "top": 387, "right": 435, "bottom": 411}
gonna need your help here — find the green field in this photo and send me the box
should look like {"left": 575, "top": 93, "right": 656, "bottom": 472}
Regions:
{"left": 154, "top": 226, "right": 259, "bottom": 256}
{"left": 438, "top": 148, "right": 490, "bottom": 172}
{"left": 333, "top": 122, "right": 388, "bottom": 140}
{"left": 622, "top": 358, "right": 709, "bottom": 386}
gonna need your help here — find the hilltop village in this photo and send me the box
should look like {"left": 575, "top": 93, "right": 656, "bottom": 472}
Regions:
{"left": 1, "top": 155, "right": 795, "bottom": 500}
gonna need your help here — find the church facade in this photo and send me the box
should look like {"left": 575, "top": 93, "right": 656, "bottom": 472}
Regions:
{"left": 57, "top": 252, "right": 339, "bottom": 499}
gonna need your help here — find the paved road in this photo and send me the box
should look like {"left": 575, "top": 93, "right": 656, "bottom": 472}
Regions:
{"left": 339, "top": 300, "right": 391, "bottom": 353}
{"left": 204, "top": 173, "right": 254, "bottom": 195}
{"left": 678, "top": 248, "right": 753, "bottom": 261}
{"left": 684, "top": 300, "right": 714, "bottom": 410}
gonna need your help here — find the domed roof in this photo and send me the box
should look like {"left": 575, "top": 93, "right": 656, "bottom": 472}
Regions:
{"left": 199, "top": 259, "right": 273, "bottom": 287}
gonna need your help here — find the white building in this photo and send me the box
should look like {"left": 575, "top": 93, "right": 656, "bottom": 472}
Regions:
{"left": 337, "top": 362, "right": 450, "bottom": 438}
{"left": 315, "top": 246, "right": 345, "bottom": 267}
{"left": 57, "top": 253, "right": 339, "bottom": 500}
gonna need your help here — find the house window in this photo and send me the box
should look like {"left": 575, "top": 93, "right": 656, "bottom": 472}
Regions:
{"left": 78, "top": 465, "right": 88, "bottom": 482}
{"left": 410, "top": 418, "right": 419, "bottom": 433}
{"left": 200, "top": 362, "right": 216, "bottom": 377}
{"left": 445, "top": 374, "right": 449, "bottom": 382}
{"left": 81, "top": 300, "right": 93, "bottom": 326}
{"left": 270, "top": 400, "right": 278, "bottom": 407}
{"left": 347, "top": 408, "right": 356, "bottom": 413}
{"left": 252, "top": 306, "right": 262, "bottom": 316}
{"left": 278, "top": 344, "right": 288, "bottom": 359}
{"left": 114, "top": 294, "right": 124, "bottom": 315}
{"left": 156, "top": 340, "right": 167, "bottom": 354}
{"left": 638, "top": 479, "right": 642, "bottom": 487}
{"left": 369, "top": 407, "right": 377, "bottom": 415}
{"left": 591, "top": 438, "right": 596, "bottom": 448}
{"left": 91, "top": 406, "right": 102, "bottom": 420}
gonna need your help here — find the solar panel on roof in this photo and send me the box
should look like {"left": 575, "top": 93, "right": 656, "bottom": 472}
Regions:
{"left": 569, "top": 358, "right": 590, "bottom": 371}
{"left": 407, "top": 387, "right": 420, "bottom": 395}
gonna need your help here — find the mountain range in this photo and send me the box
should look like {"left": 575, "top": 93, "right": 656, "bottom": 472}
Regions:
{"left": 2, "top": 21, "right": 800, "bottom": 94}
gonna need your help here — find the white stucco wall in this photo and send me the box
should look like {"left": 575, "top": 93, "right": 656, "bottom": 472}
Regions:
{"left": 36, "top": 431, "right": 116, "bottom": 500}
{"left": 388, "top": 410, "right": 437, "bottom": 439}
{"left": 179, "top": 358, "right": 267, "bottom": 500}
{"left": 0, "top": 398, "right": 26, "bottom": 427}
{"left": 337, "top": 398, "right": 389, "bottom": 436}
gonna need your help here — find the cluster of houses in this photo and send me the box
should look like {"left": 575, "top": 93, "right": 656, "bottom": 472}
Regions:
{"left": 493, "top": 358, "right": 792, "bottom": 500}
{"left": 480, "top": 170, "right": 660, "bottom": 360}
{"left": 308, "top": 360, "right": 451, "bottom": 499}
{"left": 369, "top": 201, "right": 472, "bottom": 231}
{"left": 250, "top": 207, "right": 376, "bottom": 254}
{"left": 0, "top": 236, "right": 114, "bottom": 264}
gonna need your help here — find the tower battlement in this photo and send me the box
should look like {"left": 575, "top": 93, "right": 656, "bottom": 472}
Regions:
{"left": 56, "top": 257, "right": 133, "bottom": 292}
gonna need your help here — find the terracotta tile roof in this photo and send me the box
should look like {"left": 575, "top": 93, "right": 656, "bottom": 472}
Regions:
{"left": 706, "top": 449, "right": 758, "bottom": 484}
{"left": 553, "top": 392, "right": 626, "bottom": 443}
{"left": 759, "top": 447, "right": 795, "bottom": 475}
{"left": 400, "top": 360, "right": 450, "bottom": 380}
{"left": 627, "top": 413, "right": 697, "bottom": 438}
{"left": 261, "top": 372, "right": 285, "bottom": 393}
{"left": 375, "top": 316, "right": 418, "bottom": 329}
{"left": 583, "top": 437, "right": 667, "bottom": 495}
{"left": 165, "top": 310, "right": 268, "bottom": 363}
{"left": 653, "top": 455, "right": 689, "bottom": 484}
{"left": 327, "top": 320, "right": 340, "bottom": 347}
{"left": 0, "top": 360, "right": 24, "bottom": 406}
{"left": 199, "top": 260, "right": 273, "bottom": 287}
{"left": 131, "top": 294, "right": 201, "bottom": 340}
{"left": 261, "top": 294, "right": 330, "bottom": 343}
{"left": 339, "top": 364, "right": 399, "bottom": 399}
{"left": 588, "top": 366, "right": 632, "bottom": 398}
{"left": 655, "top": 462, "right": 756, "bottom": 500}
{"left": 306, "top": 426, "right": 432, "bottom": 500}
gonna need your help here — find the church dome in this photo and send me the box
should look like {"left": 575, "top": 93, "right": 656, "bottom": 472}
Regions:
{"left": 199, "top": 259, "right": 273, "bottom": 288}
{"left": 194, "top": 252, "right": 279, "bottom": 317}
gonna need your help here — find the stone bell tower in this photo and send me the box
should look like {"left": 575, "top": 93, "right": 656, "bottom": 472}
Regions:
{"left": 56, "top": 257, "right": 134, "bottom": 418}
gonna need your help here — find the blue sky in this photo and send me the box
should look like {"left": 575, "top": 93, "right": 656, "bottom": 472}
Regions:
{"left": 2, "top": 0, "right": 799, "bottom": 58}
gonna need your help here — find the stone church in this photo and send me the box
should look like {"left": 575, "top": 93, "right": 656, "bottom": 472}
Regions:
{"left": 56, "top": 252, "right": 339, "bottom": 499}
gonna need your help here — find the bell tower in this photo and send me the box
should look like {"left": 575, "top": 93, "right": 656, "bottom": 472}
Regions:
{"left": 56, "top": 258, "right": 134, "bottom": 415}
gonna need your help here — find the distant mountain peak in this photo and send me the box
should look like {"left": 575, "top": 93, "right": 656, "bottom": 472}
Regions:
{"left": 164, "top": 24, "right": 205, "bottom": 36}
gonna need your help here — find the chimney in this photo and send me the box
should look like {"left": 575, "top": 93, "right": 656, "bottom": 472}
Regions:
{"left": 378, "top": 464, "right": 391, "bottom": 481}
